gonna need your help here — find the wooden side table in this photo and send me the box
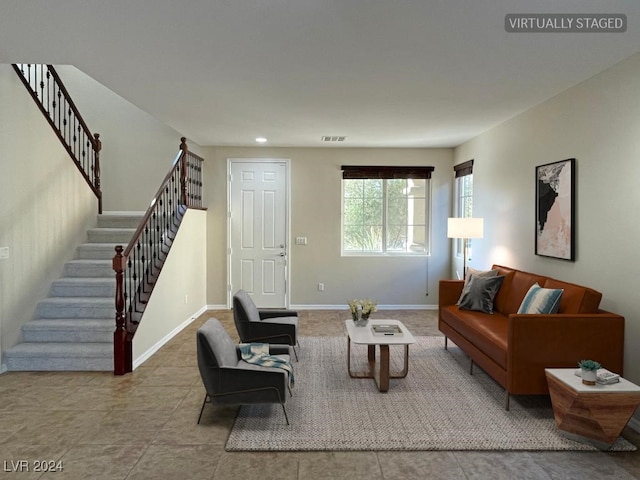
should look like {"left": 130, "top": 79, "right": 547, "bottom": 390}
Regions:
{"left": 545, "top": 368, "right": 640, "bottom": 449}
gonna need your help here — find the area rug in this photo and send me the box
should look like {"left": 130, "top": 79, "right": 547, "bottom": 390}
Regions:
{"left": 225, "top": 336, "right": 636, "bottom": 452}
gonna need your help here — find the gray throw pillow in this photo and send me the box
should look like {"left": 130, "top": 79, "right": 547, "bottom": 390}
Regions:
{"left": 457, "top": 275, "right": 505, "bottom": 314}
{"left": 458, "top": 268, "right": 499, "bottom": 302}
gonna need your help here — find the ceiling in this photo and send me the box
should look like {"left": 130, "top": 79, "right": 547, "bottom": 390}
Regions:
{"left": 1, "top": 0, "right": 639, "bottom": 148}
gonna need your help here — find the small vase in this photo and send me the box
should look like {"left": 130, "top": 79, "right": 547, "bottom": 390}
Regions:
{"left": 581, "top": 369, "right": 597, "bottom": 385}
{"left": 355, "top": 313, "right": 370, "bottom": 327}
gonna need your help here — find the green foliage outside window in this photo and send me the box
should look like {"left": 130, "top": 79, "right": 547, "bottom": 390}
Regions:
{"left": 343, "top": 178, "right": 428, "bottom": 254}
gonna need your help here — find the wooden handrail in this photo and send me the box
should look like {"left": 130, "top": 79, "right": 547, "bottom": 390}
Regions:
{"left": 113, "top": 137, "right": 204, "bottom": 375}
{"left": 12, "top": 64, "right": 103, "bottom": 213}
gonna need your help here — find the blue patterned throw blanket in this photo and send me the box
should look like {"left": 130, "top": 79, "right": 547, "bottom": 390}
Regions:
{"left": 238, "top": 343, "right": 294, "bottom": 387}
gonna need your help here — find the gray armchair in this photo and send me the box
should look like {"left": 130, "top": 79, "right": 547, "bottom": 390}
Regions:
{"left": 233, "top": 289, "right": 299, "bottom": 360}
{"left": 196, "top": 318, "right": 291, "bottom": 425}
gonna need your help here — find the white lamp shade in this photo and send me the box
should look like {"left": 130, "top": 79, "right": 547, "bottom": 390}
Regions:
{"left": 447, "top": 217, "right": 484, "bottom": 239}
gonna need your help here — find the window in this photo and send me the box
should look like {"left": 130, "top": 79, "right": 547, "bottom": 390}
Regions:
{"left": 453, "top": 160, "right": 474, "bottom": 257}
{"left": 341, "top": 166, "right": 433, "bottom": 255}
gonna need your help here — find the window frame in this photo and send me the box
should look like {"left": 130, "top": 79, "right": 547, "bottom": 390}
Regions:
{"left": 453, "top": 160, "right": 474, "bottom": 257}
{"left": 340, "top": 165, "right": 434, "bottom": 257}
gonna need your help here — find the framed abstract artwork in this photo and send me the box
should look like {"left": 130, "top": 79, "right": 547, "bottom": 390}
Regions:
{"left": 535, "top": 158, "right": 575, "bottom": 261}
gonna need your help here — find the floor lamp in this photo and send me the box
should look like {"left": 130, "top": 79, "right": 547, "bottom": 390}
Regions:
{"left": 447, "top": 217, "right": 484, "bottom": 278}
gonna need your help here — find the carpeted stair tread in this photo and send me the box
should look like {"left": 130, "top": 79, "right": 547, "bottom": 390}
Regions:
{"left": 76, "top": 243, "right": 121, "bottom": 260}
{"left": 36, "top": 297, "right": 114, "bottom": 319}
{"left": 50, "top": 277, "right": 115, "bottom": 297}
{"left": 87, "top": 227, "right": 137, "bottom": 244}
{"left": 63, "top": 259, "right": 114, "bottom": 278}
{"left": 97, "top": 212, "right": 145, "bottom": 228}
{"left": 7, "top": 342, "right": 112, "bottom": 356}
{"left": 22, "top": 319, "right": 113, "bottom": 343}
{"left": 5, "top": 343, "right": 112, "bottom": 371}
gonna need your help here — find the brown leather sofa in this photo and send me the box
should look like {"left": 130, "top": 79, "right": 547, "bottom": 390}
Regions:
{"left": 438, "top": 265, "right": 624, "bottom": 409}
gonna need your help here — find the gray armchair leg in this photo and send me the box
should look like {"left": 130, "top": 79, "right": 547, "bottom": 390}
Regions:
{"left": 292, "top": 345, "right": 299, "bottom": 362}
{"left": 281, "top": 403, "right": 290, "bottom": 425}
{"left": 197, "top": 395, "right": 209, "bottom": 424}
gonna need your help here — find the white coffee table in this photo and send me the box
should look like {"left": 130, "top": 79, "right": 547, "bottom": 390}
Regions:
{"left": 345, "top": 319, "right": 416, "bottom": 392}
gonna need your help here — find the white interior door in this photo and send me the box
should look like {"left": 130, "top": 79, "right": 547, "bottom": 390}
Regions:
{"left": 229, "top": 160, "right": 289, "bottom": 308}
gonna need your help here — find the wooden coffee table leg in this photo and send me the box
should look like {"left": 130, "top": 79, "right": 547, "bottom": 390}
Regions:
{"left": 374, "top": 345, "right": 390, "bottom": 392}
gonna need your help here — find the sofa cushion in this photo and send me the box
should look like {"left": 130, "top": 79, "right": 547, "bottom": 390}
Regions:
{"left": 440, "top": 306, "right": 508, "bottom": 368}
{"left": 502, "top": 271, "right": 549, "bottom": 314}
{"left": 457, "top": 275, "right": 505, "bottom": 314}
{"left": 491, "top": 267, "right": 516, "bottom": 315}
{"left": 517, "top": 283, "right": 563, "bottom": 314}
{"left": 542, "top": 278, "right": 602, "bottom": 314}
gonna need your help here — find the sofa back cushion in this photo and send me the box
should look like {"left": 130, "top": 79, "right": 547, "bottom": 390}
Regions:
{"left": 492, "top": 266, "right": 515, "bottom": 314}
{"left": 490, "top": 265, "right": 604, "bottom": 315}
{"left": 542, "top": 278, "right": 602, "bottom": 313}
{"left": 492, "top": 265, "right": 548, "bottom": 315}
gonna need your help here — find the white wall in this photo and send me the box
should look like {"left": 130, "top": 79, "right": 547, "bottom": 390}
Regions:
{"left": 132, "top": 209, "right": 207, "bottom": 367}
{"left": 0, "top": 65, "right": 98, "bottom": 367}
{"left": 55, "top": 66, "right": 204, "bottom": 212}
{"left": 203, "top": 146, "right": 454, "bottom": 308}
{"left": 454, "top": 53, "right": 640, "bottom": 386}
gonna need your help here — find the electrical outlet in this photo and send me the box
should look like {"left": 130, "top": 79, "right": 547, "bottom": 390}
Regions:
{"left": 0, "top": 247, "right": 9, "bottom": 260}
{"left": 318, "top": 283, "right": 325, "bottom": 292}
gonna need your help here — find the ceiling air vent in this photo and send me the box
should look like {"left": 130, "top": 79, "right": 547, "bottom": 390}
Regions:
{"left": 321, "top": 136, "right": 346, "bottom": 142}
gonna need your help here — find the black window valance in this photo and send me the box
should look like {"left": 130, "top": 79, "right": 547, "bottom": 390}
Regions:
{"left": 453, "top": 160, "right": 473, "bottom": 178}
{"left": 342, "top": 165, "right": 434, "bottom": 179}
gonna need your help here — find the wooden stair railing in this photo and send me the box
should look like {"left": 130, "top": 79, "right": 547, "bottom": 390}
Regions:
{"left": 112, "top": 138, "right": 204, "bottom": 375}
{"left": 12, "top": 64, "right": 103, "bottom": 213}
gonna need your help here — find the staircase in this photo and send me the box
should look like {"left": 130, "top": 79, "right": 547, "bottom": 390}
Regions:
{"left": 5, "top": 212, "right": 142, "bottom": 371}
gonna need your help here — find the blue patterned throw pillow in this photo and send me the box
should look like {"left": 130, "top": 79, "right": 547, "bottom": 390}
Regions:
{"left": 517, "top": 283, "right": 563, "bottom": 314}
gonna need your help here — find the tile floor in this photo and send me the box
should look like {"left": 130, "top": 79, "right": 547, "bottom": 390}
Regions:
{"left": 0, "top": 309, "right": 639, "bottom": 479}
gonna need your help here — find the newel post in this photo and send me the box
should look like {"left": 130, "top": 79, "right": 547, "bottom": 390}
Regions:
{"left": 94, "top": 133, "right": 102, "bottom": 214}
{"left": 180, "top": 137, "right": 188, "bottom": 206}
{"left": 113, "top": 245, "right": 131, "bottom": 375}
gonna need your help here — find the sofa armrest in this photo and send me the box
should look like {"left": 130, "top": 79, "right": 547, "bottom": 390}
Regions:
{"left": 507, "top": 311, "right": 625, "bottom": 393}
{"left": 439, "top": 280, "right": 464, "bottom": 307}
{"left": 259, "top": 309, "right": 298, "bottom": 319}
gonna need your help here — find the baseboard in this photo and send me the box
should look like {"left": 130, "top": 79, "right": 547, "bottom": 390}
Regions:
{"left": 203, "top": 304, "right": 438, "bottom": 311}
{"left": 132, "top": 304, "right": 208, "bottom": 370}
{"left": 290, "top": 304, "right": 438, "bottom": 311}
{"left": 206, "top": 304, "right": 228, "bottom": 311}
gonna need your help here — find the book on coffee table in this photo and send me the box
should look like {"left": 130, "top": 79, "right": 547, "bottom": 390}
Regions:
{"left": 371, "top": 324, "right": 402, "bottom": 336}
{"left": 573, "top": 368, "right": 621, "bottom": 385}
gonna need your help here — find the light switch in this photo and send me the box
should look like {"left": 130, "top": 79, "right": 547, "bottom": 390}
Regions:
{"left": 295, "top": 236, "right": 308, "bottom": 245}
{"left": 0, "top": 246, "right": 9, "bottom": 260}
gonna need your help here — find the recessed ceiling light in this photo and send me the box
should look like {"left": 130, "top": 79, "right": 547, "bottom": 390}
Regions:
{"left": 255, "top": 137, "right": 268, "bottom": 143}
